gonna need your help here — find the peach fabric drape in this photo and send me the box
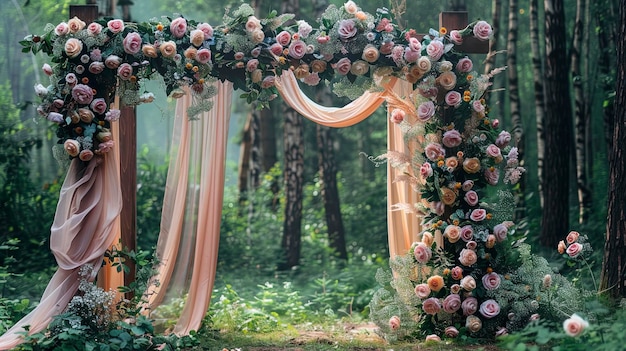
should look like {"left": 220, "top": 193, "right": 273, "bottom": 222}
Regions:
{"left": 276, "top": 70, "right": 418, "bottom": 257}
{"left": 140, "top": 81, "right": 233, "bottom": 335}
{"left": 0, "top": 152, "right": 122, "bottom": 350}
{"left": 274, "top": 70, "right": 393, "bottom": 127}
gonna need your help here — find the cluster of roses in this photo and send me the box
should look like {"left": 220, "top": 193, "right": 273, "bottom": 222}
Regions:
{"left": 28, "top": 13, "right": 218, "bottom": 159}
{"left": 374, "top": 12, "right": 532, "bottom": 338}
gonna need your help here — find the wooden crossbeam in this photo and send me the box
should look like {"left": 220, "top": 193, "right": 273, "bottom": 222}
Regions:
{"left": 439, "top": 11, "right": 490, "bottom": 54}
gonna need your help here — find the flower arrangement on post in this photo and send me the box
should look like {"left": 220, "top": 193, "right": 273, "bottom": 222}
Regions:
{"left": 365, "top": 16, "right": 557, "bottom": 341}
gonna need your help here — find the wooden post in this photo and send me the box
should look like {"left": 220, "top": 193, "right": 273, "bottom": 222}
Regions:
{"left": 439, "top": 11, "right": 489, "bottom": 54}
{"left": 70, "top": 5, "right": 137, "bottom": 298}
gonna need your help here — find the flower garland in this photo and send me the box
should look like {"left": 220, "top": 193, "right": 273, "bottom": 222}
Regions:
{"left": 23, "top": 1, "right": 492, "bottom": 163}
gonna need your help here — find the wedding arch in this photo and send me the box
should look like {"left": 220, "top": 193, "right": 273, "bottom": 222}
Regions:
{"left": 0, "top": 1, "right": 514, "bottom": 348}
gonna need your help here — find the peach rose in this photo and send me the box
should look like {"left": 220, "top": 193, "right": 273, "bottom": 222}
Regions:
{"left": 350, "top": 60, "right": 369, "bottom": 76}
{"left": 77, "top": 108, "right": 94, "bottom": 123}
{"left": 190, "top": 29, "right": 205, "bottom": 47}
{"left": 64, "top": 139, "right": 81, "bottom": 157}
{"left": 344, "top": 0, "right": 358, "bottom": 14}
{"left": 183, "top": 47, "right": 197, "bottom": 59}
{"left": 159, "top": 41, "right": 177, "bottom": 58}
{"left": 486, "top": 234, "right": 496, "bottom": 249}
{"left": 425, "top": 334, "right": 441, "bottom": 342}
{"left": 566, "top": 231, "right": 580, "bottom": 244}
{"left": 251, "top": 29, "right": 265, "bottom": 44}
{"left": 463, "top": 157, "right": 481, "bottom": 173}
{"left": 64, "top": 38, "right": 83, "bottom": 58}
{"left": 389, "top": 315, "right": 401, "bottom": 330}
{"left": 437, "top": 71, "right": 457, "bottom": 90}
{"left": 451, "top": 266, "right": 463, "bottom": 280}
{"left": 422, "top": 297, "right": 441, "bottom": 315}
{"left": 466, "top": 315, "right": 482, "bottom": 333}
{"left": 68, "top": 17, "right": 86, "bottom": 33}
{"left": 441, "top": 187, "right": 457, "bottom": 205}
{"left": 563, "top": 314, "right": 588, "bottom": 337}
{"left": 557, "top": 240, "right": 566, "bottom": 254}
{"left": 444, "top": 326, "right": 459, "bottom": 338}
{"left": 421, "top": 231, "right": 434, "bottom": 247}
{"left": 390, "top": 108, "right": 405, "bottom": 124}
{"left": 310, "top": 60, "right": 327, "bottom": 73}
{"left": 362, "top": 44, "right": 380, "bottom": 63}
{"left": 444, "top": 225, "right": 461, "bottom": 243}
{"left": 427, "top": 275, "right": 444, "bottom": 292}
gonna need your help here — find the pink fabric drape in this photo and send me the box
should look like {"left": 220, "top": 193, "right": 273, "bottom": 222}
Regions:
{"left": 0, "top": 152, "right": 122, "bottom": 350}
{"left": 140, "top": 81, "right": 233, "bottom": 335}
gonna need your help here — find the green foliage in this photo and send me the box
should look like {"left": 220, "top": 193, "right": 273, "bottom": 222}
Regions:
{"left": 136, "top": 146, "right": 168, "bottom": 254}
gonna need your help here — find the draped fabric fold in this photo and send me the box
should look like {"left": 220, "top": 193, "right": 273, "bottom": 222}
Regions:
{"left": 0, "top": 152, "right": 122, "bottom": 350}
{"left": 140, "top": 81, "right": 234, "bottom": 335}
{"left": 275, "top": 70, "right": 396, "bottom": 127}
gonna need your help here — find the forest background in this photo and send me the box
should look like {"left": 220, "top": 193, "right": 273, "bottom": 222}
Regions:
{"left": 0, "top": 0, "right": 624, "bottom": 343}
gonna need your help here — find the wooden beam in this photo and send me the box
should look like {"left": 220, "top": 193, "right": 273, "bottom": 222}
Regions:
{"left": 69, "top": 5, "right": 98, "bottom": 22}
{"left": 439, "top": 11, "right": 489, "bottom": 54}
{"left": 119, "top": 105, "right": 137, "bottom": 299}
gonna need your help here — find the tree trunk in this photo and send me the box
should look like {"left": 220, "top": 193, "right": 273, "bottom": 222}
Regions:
{"left": 278, "top": 0, "right": 303, "bottom": 271}
{"left": 316, "top": 90, "right": 348, "bottom": 260}
{"left": 507, "top": 0, "right": 525, "bottom": 221}
{"left": 572, "top": 0, "right": 592, "bottom": 224}
{"left": 530, "top": 0, "right": 546, "bottom": 209}
{"left": 600, "top": 0, "right": 626, "bottom": 299}
{"left": 483, "top": 0, "right": 501, "bottom": 78}
{"left": 540, "top": 0, "right": 573, "bottom": 248}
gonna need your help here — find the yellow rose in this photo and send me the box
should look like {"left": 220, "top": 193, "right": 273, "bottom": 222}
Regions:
{"left": 159, "top": 41, "right": 177, "bottom": 58}
{"left": 142, "top": 44, "right": 158, "bottom": 58}
{"left": 463, "top": 157, "right": 481, "bottom": 174}
{"left": 64, "top": 38, "right": 83, "bottom": 58}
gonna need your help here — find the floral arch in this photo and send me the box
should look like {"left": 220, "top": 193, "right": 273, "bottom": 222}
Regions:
{"left": 0, "top": 1, "right": 539, "bottom": 348}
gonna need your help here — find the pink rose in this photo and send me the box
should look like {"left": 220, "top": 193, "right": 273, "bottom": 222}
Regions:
{"left": 470, "top": 209, "right": 486, "bottom": 222}
{"left": 496, "top": 131, "right": 511, "bottom": 147}
{"left": 88, "top": 61, "right": 105, "bottom": 74}
{"left": 246, "top": 59, "right": 259, "bottom": 72}
{"left": 563, "top": 314, "right": 589, "bottom": 337}
{"left": 105, "top": 55, "right": 121, "bottom": 69}
{"left": 492, "top": 119, "right": 500, "bottom": 128}
{"left": 445, "top": 91, "right": 462, "bottom": 107}
{"left": 334, "top": 57, "right": 352, "bottom": 75}
{"left": 261, "top": 75, "right": 275, "bottom": 89}
{"left": 482, "top": 272, "right": 501, "bottom": 290}
{"left": 117, "top": 63, "right": 133, "bottom": 80}
{"left": 463, "top": 190, "right": 478, "bottom": 206}
{"left": 338, "top": 19, "right": 358, "bottom": 40}
{"left": 276, "top": 30, "right": 291, "bottom": 46}
{"left": 473, "top": 20, "right": 493, "bottom": 40}
{"left": 486, "top": 144, "right": 502, "bottom": 159}
{"left": 317, "top": 35, "right": 330, "bottom": 44}
{"left": 422, "top": 297, "right": 441, "bottom": 315}
{"left": 288, "top": 40, "right": 307, "bottom": 59}
{"left": 298, "top": 20, "right": 312, "bottom": 38}
{"left": 425, "top": 334, "right": 441, "bottom": 342}
{"left": 459, "top": 249, "right": 477, "bottom": 267}
{"left": 413, "top": 242, "right": 432, "bottom": 264}
{"left": 87, "top": 22, "right": 103, "bottom": 35}
{"left": 479, "top": 299, "right": 500, "bottom": 318}
{"left": 461, "top": 297, "right": 478, "bottom": 316}
{"left": 107, "top": 19, "right": 125, "bottom": 34}
{"left": 47, "top": 112, "right": 64, "bottom": 124}
{"left": 65, "top": 73, "right": 78, "bottom": 86}
{"left": 462, "top": 180, "right": 474, "bottom": 191}
{"left": 417, "top": 101, "right": 436, "bottom": 122}
{"left": 445, "top": 326, "right": 459, "bottom": 338}
{"left": 379, "top": 40, "right": 394, "bottom": 54}
{"left": 460, "top": 225, "right": 474, "bottom": 242}
{"left": 71, "top": 84, "right": 94, "bottom": 105}
{"left": 98, "top": 140, "right": 115, "bottom": 153}
{"left": 79, "top": 149, "right": 94, "bottom": 162}
{"left": 451, "top": 266, "right": 463, "bottom": 280}
{"left": 344, "top": 0, "right": 358, "bottom": 14}
{"left": 566, "top": 242, "right": 583, "bottom": 258}
{"left": 90, "top": 49, "right": 102, "bottom": 62}
{"left": 105, "top": 109, "right": 121, "bottom": 122}
{"left": 390, "top": 45, "right": 404, "bottom": 63}
{"left": 196, "top": 48, "right": 212, "bottom": 64}
{"left": 431, "top": 201, "right": 445, "bottom": 216}
{"left": 64, "top": 139, "right": 81, "bottom": 157}
{"left": 449, "top": 30, "right": 463, "bottom": 44}
{"left": 42, "top": 63, "right": 53, "bottom": 76}
{"left": 420, "top": 162, "right": 433, "bottom": 178}
{"left": 566, "top": 231, "right": 580, "bottom": 244}
{"left": 404, "top": 49, "right": 420, "bottom": 63}
{"left": 55, "top": 22, "right": 70, "bottom": 36}
{"left": 456, "top": 57, "right": 473, "bottom": 72}
{"left": 52, "top": 99, "right": 64, "bottom": 109}
{"left": 414, "top": 283, "right": 431, "bottom": 299}
{"left": 245, "top": 16, "right": 261, "bottom": 32}
{"left": 484, "top": 168, "right": 500, "bottom": 185}
{"left": 496, "top": 327, "right": 509, "bottom": 337}
{"left": 269, "top": 43, "right": 284, "bottom": 56}
{"left": 442, "top": 129, "right": 462, "bottom": 148}
{"left": 408, "top": 37, "right": 422, "bottom": 52}
{"left": 389, "top": 315, "right": 401, "bottom": 330}
{"left": 426, "top": 40, "right": 444, "bottom": 60}
{"left": 424, "top": 143, "right": 446, "bottom": 161}
{"left": 486, "top": 234, "right": 496, "bottom": 248}
{"left": 466, "top": 240, "right": 477, "bottom": 250}
{"left": 196, "top": 22, "right": 214, "bottom": 39}
{"left": 170, "top": 17, "right": 188, "bottom": 38}
{"left": 390, "top": 108, "right": 405, "bottom": 124}
{"left": 442, "top": 294, "right": 461, "bottom": 313}
{"left": 302, "top": 72, "right": 321, "bottom": 86}
{"left": 90, "top": 98, "right": 107, "bottom": 115}
{"left": 493, "top": 223, "right": 508, "bottom": 242}
{"left": 472, "top": 100, "right": 485, "bottom": 114}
